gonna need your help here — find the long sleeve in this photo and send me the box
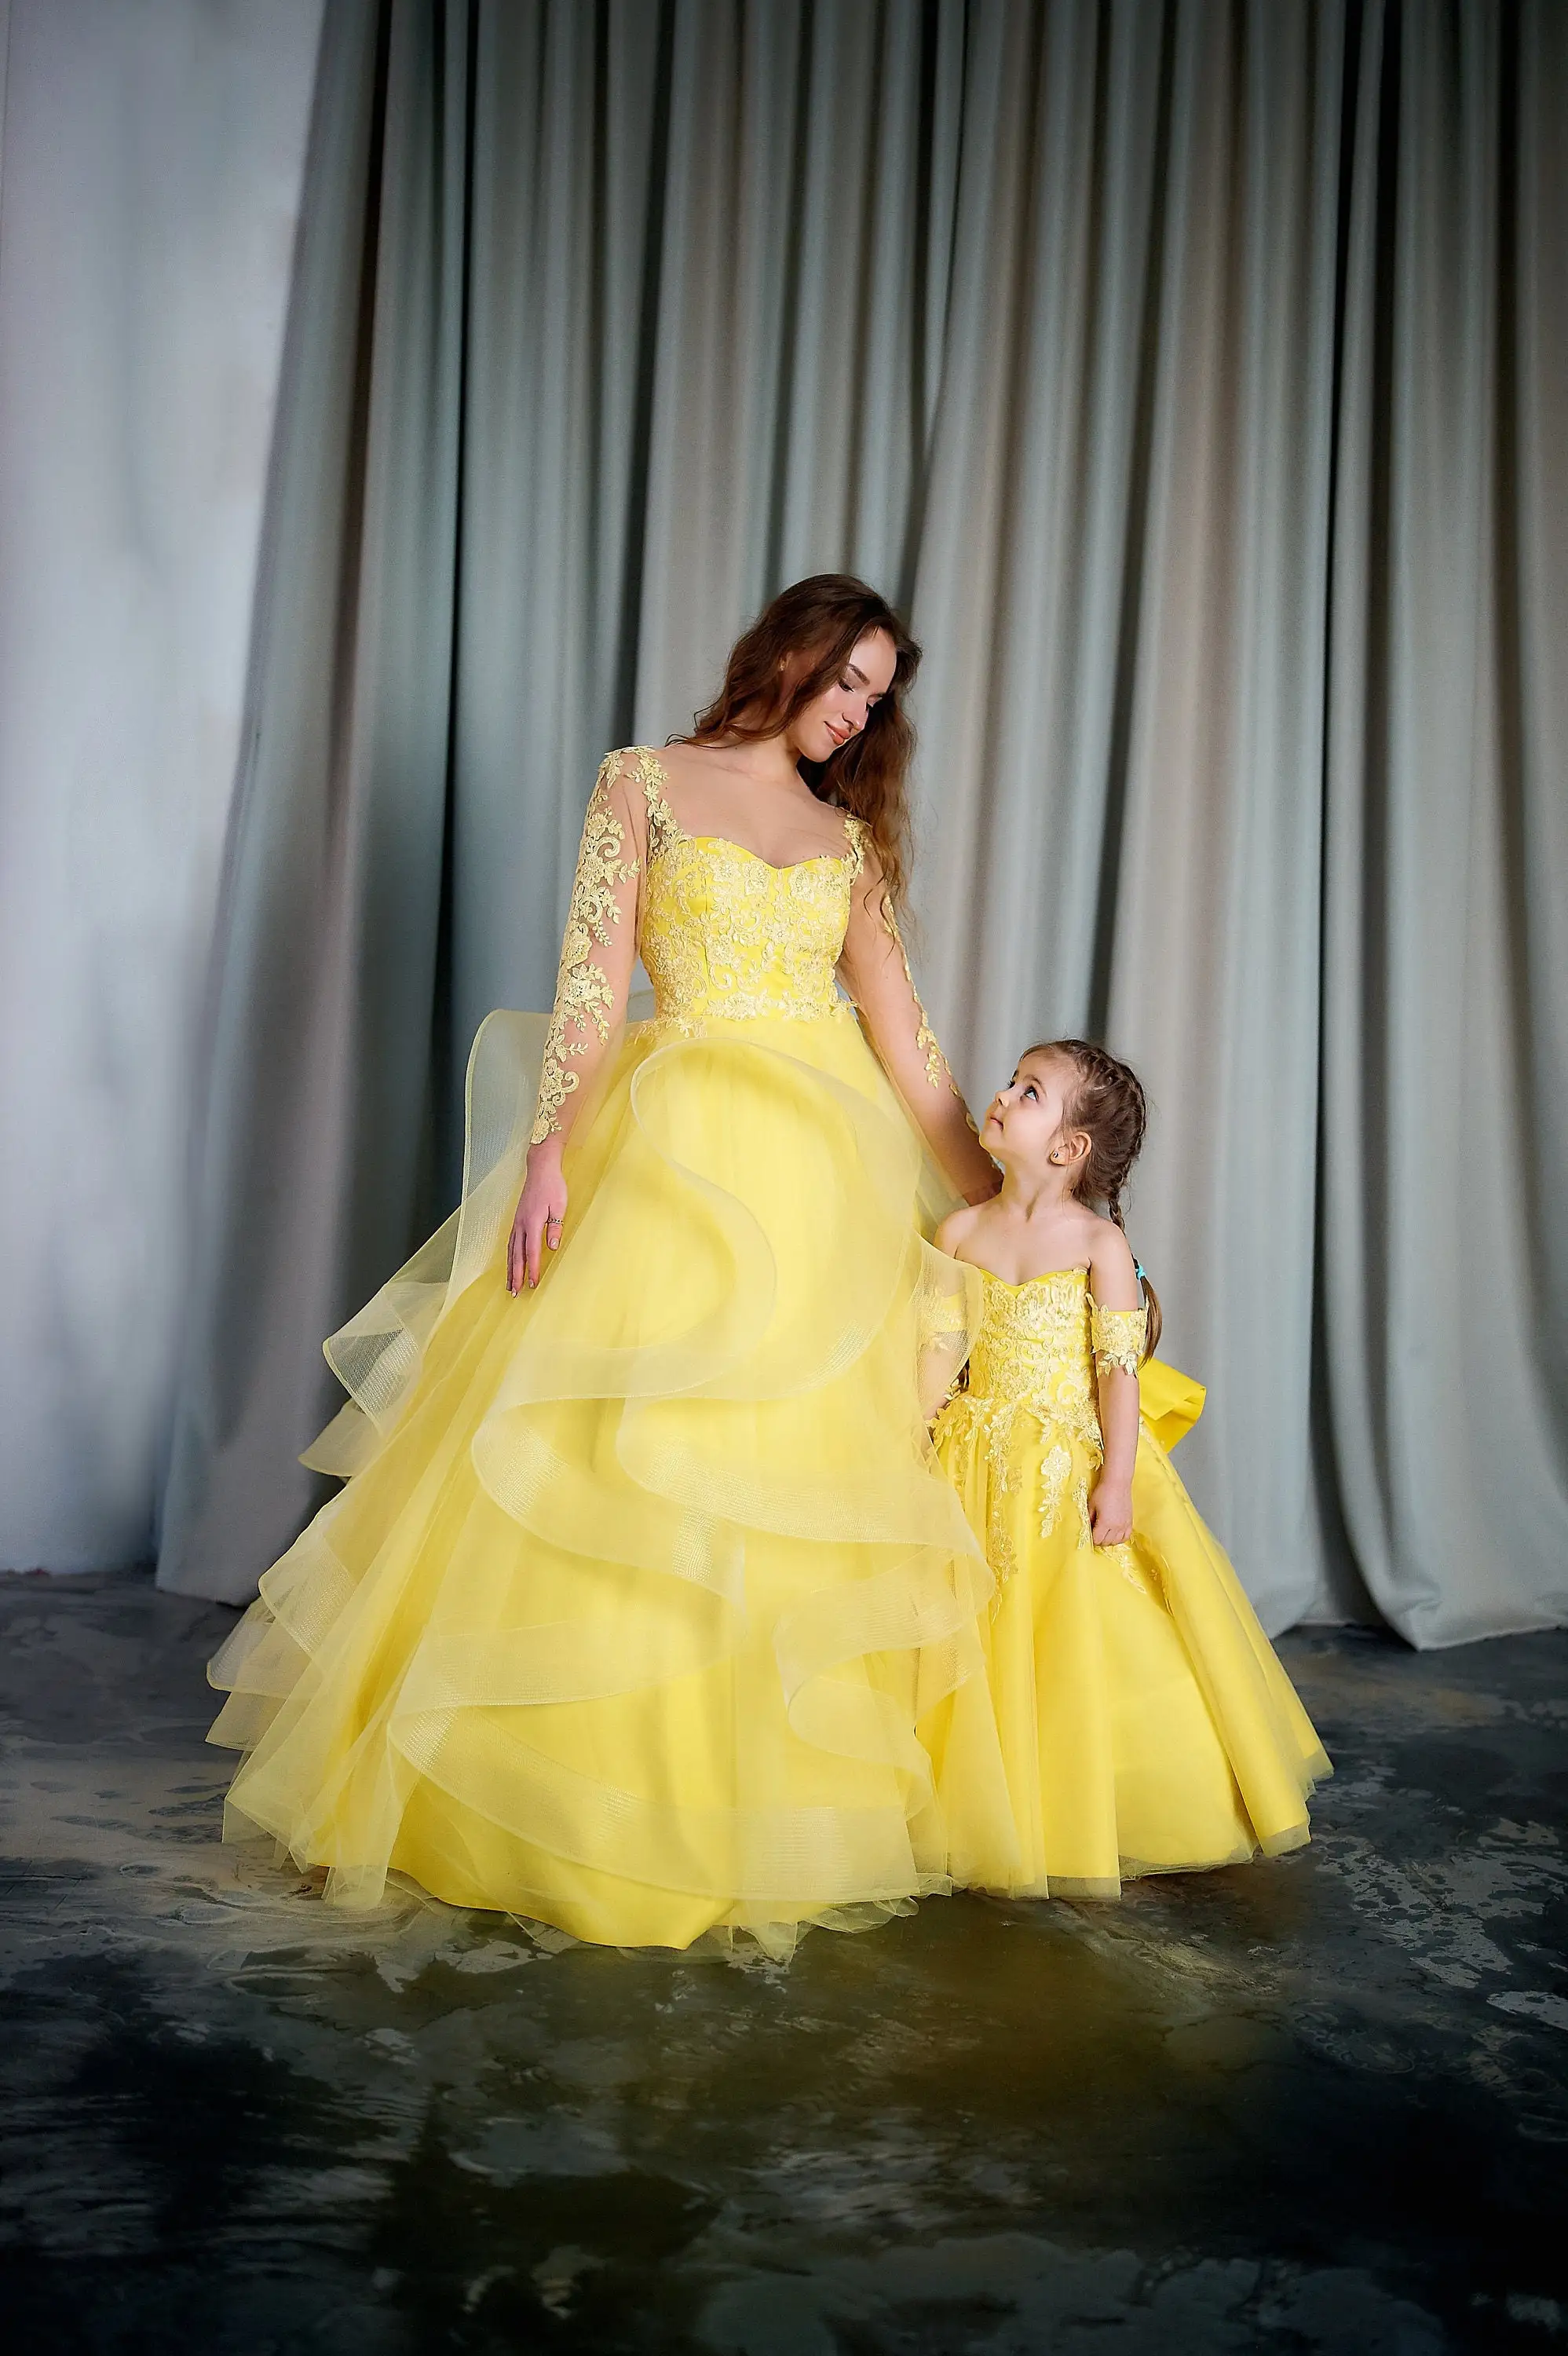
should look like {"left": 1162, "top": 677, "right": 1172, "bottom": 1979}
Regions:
{"left": 530, "top": 752, "right": 645, "bottom": 1146}
{"left": 838, "top": 845, "right": 997, "bottom": 1203}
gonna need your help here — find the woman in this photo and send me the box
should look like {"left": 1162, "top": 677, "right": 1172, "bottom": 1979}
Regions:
{"left": 209, "top": 576, "right": 1003, "bottom": 1956}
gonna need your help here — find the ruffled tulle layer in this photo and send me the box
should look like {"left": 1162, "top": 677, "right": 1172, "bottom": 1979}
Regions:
{"left": 209, "top": 1008, "right": 996, "bottom": 1956}
{"left": 924, "top": 1399, "right": 1330, "bottom": 1898}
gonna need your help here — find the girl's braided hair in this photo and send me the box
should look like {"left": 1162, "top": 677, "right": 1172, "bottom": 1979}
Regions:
{"left": 1025, "top": 1037, "right": 1162, "bottom": 1358}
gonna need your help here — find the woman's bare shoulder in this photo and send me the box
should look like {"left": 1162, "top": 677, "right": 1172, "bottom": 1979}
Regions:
{"left": 652, "top": 740, "right": 726, "bottom": 788}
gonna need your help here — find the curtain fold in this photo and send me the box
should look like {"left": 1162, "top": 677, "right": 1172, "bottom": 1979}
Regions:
{"left": 154, "top": 0, "right": 1568, "bottom": 1648}
{"left": 1318, "top": 0, "right": 1568, "bottom": 1645}
{"left": 0, "top": 0, "right": 321, "bottom": 1576}
{"left": 158, "top": 0, "right": 473, "bottom": 1592}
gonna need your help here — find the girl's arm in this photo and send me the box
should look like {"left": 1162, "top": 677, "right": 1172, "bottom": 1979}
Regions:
{"left": 508, "top": 753, "right": 645, "bottom": 1292}
{"left": 1086, "top": 1223, "right": 1145, "bottom": 1546}
{"left": 916, "top": 1209, "right": 984, "bottom": 1418}
{"left": 839, "top": 850, "right": 999, "bottom": 1205}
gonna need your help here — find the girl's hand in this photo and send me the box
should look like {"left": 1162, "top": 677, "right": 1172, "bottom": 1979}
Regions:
{"left": 507, "top": 1140, "right": 568, "bottom": 1293}
{"left": 1089, "top": 1476, "right": 1134, "bottom": 1549}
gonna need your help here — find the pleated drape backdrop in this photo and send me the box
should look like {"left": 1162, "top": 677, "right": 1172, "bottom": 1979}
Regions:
{"left": 146, "top": 0, "right": 1567, "bottom": 1644}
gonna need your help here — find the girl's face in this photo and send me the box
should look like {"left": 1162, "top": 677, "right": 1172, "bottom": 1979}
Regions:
{"left": 982, "top": 1052, "right": 1079, "bottom": 1175}
{"left": 784, "top": 628, "right": 897, "bottom": 763}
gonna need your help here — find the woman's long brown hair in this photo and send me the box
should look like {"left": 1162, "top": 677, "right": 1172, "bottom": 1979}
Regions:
{"left": 682, "top": 575, "right": 921, "bottom": 912}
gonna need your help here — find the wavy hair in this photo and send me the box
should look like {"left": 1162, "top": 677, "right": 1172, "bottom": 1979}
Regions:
{"left": 682, "top": 575, "right": 920, "bottom": 912}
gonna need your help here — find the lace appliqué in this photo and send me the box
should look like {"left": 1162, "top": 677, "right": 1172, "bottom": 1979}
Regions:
{"left": 920, "top": 1290, "right": 969, "bottom": 1339}
{"left": 1038, "top": 1442, "right": 1072, "bottom": 1540}
{"left": 935, "top": 1269, "right": 1160, "bottom": 1601}
{"left": 968, "top": 1271, "right": 1104, "bottom": 1459}
{"left": 633, "top": 746, "right": 682, "bottom": 867}
{"left": 531, "top": 759, "right": 639, "bottom": 1143}
{"left": 634, "top": 756, "right": 862, "bottom": 1027}
{"left": 936, "top": 1393, "right": 1022, "bottom": 1585}
{"left": 1091, "top": 1304, "right": 1147, "bottom": 1377}
{"left": 878, "top": 898, "right": 960, "bottom": 1096}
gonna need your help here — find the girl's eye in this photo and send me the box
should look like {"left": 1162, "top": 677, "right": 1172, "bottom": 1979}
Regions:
{"left": 1023, "top": 1085, "right": 1037, "bottom": 1100}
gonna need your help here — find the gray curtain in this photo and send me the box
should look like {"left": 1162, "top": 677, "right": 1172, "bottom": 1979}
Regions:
{"left": 157, "top": 0, "right": 1568, "bottom": 1653}
{"left": 0, "top": 0, "right": 321, "bottom": 1577}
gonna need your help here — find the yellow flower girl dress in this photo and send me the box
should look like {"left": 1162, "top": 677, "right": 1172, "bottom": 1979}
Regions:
{"left": 208, "top": 749, "right": 1004, "bottom": 1956}
{"left": 924, "top": 1274, "right": 1330, "bottom": 1895}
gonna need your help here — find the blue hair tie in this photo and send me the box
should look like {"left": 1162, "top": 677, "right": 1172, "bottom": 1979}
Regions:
{"left": 1134, "top": 1260, "right": 1147, "bottom": 1286}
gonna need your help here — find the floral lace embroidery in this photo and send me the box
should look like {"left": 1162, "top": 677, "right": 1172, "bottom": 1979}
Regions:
{"left": 1038, "top": 1441, "right": 1072, "bottom": 1540}
{"left": 923, "top": 1294, "right": 968, "bottom": 1337}
{"left": 934, "top": 1269, "right": 1157, "bottom": 1600}
{"left": 633, "top": 753, "right": 863, "bottom": 1026}
{"left": 937, "top": 1393, "right": 1022, "bottom": 1585}
{"left": 1072, "top": 1473, "right": 1092, "bottom": 1549}
{"left": 531, "top": 757, "right": 640, "bottom": 1143}
{"left": 1091, "top": 1304, "right": 1147, "bottom": 1377}
{"left": 1114, "top": 1540, "right": 1161, "bottom": 1604}
{"left": 878, "top": 898, "right": 959, "bottom": 1096}
{"left": 968, "top": 1271, "right": 1104, "bottom": 1458}
{"left": 634, "top": 746, "right": 682, "bottom": 868}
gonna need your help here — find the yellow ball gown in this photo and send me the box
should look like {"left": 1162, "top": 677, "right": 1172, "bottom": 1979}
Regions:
{"left": 923, "top": 1268, "right": 1331, "bottom": 1896}
{"left": 208, "top": 748, "right": 1005, "bottom": 1956}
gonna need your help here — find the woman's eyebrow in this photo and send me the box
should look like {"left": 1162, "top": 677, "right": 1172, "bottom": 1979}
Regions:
{"left": 845, "top": 661, "right": 868, "bottom": 686}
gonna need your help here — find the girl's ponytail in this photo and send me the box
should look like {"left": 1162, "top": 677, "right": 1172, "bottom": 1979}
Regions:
{"left": 1028, "top": 1041, "right": 1161, "bottom": 1359}
{"left": 1132, "top": 1255, "right": 1163, "bottom": 1362}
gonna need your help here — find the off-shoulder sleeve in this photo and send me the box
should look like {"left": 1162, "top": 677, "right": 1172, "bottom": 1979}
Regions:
{"left": 1090, "top": 1302, "right": 1148, "bottom": 1376}
{"left": 530, "top": 752, "right": 644, "bottom": 1146}
{"left": 837, "top": 833, "right": 997, "bottom": 1204}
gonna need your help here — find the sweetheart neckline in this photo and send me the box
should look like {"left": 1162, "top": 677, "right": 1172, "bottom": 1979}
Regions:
{"left": 974, "top": 1265, "right": 1091, "bottom": 1288}
{"left": 682, "top": 832, "right": 855, "bottom": 876}
{"left": 638, "top": 748, "right": 859, "bottom": 874}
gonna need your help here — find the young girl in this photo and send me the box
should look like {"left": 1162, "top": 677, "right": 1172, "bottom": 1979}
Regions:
{"left": 924, "top": 1038, "right": 1329, "bottom": 1897}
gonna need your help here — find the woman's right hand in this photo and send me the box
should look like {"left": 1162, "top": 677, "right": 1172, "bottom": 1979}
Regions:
{"left": 507, "top": 1138, "right": 568, "bottom": 1293}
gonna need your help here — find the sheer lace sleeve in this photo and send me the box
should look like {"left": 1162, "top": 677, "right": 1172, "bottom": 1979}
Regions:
{"left": 838, "top": 834, "right": 997, "bottom": 1203}
{"left": 530, "top": 752, "right": 645, "bottom": 1146}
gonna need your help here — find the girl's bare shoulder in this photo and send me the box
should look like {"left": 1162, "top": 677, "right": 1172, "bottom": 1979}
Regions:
{"left": 935, "top": 1201, "right": 989, "bottom": 1260}
{"left": 1082, "top": 1210, "right": 1139, "bottom": 1301}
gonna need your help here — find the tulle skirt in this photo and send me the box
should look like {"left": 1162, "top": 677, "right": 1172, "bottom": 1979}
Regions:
{"left": 208, "top": 1008, "right": 1000, "bottom": 1957}
{"left": 923, "top": 1384, "right": 1331, "bottom": 1897}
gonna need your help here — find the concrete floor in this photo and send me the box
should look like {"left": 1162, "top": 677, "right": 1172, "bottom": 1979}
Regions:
{"left": 0, "top": 1571, "right": 1563, "bottom": 2354}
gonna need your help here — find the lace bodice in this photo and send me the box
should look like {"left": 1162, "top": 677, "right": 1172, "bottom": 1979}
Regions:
{"left": 938, "top": 1267, "right": 1149, "bottom": 1580}
{"left": 530, "top": 750, "right": 981, "bottom": 1164}
{"left": 966, "top": 1269, "right": 1148, "bottom": 1447}
{"left": 640, "top": 820, "right": 864, "bottom": 1026}
{"left": 967, "top": 1268, "right": 1103, "bottom": 1455}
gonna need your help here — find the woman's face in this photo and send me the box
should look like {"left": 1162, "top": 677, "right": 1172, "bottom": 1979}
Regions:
{"left": 784, "top": 627, "right": 897, "bottom": 763}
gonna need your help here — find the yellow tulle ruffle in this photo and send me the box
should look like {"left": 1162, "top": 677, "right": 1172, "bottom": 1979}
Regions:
{"left": 924, "top": 1335, "right": 1330, "bottom": 1899}
{"left": 208, "top": 1008, "right": 998, "bottom": 1957}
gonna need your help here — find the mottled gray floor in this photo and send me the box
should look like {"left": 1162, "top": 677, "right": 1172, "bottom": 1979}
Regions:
{"left": 0, "top": 1571, "right": 1563, "bottom": 2355}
